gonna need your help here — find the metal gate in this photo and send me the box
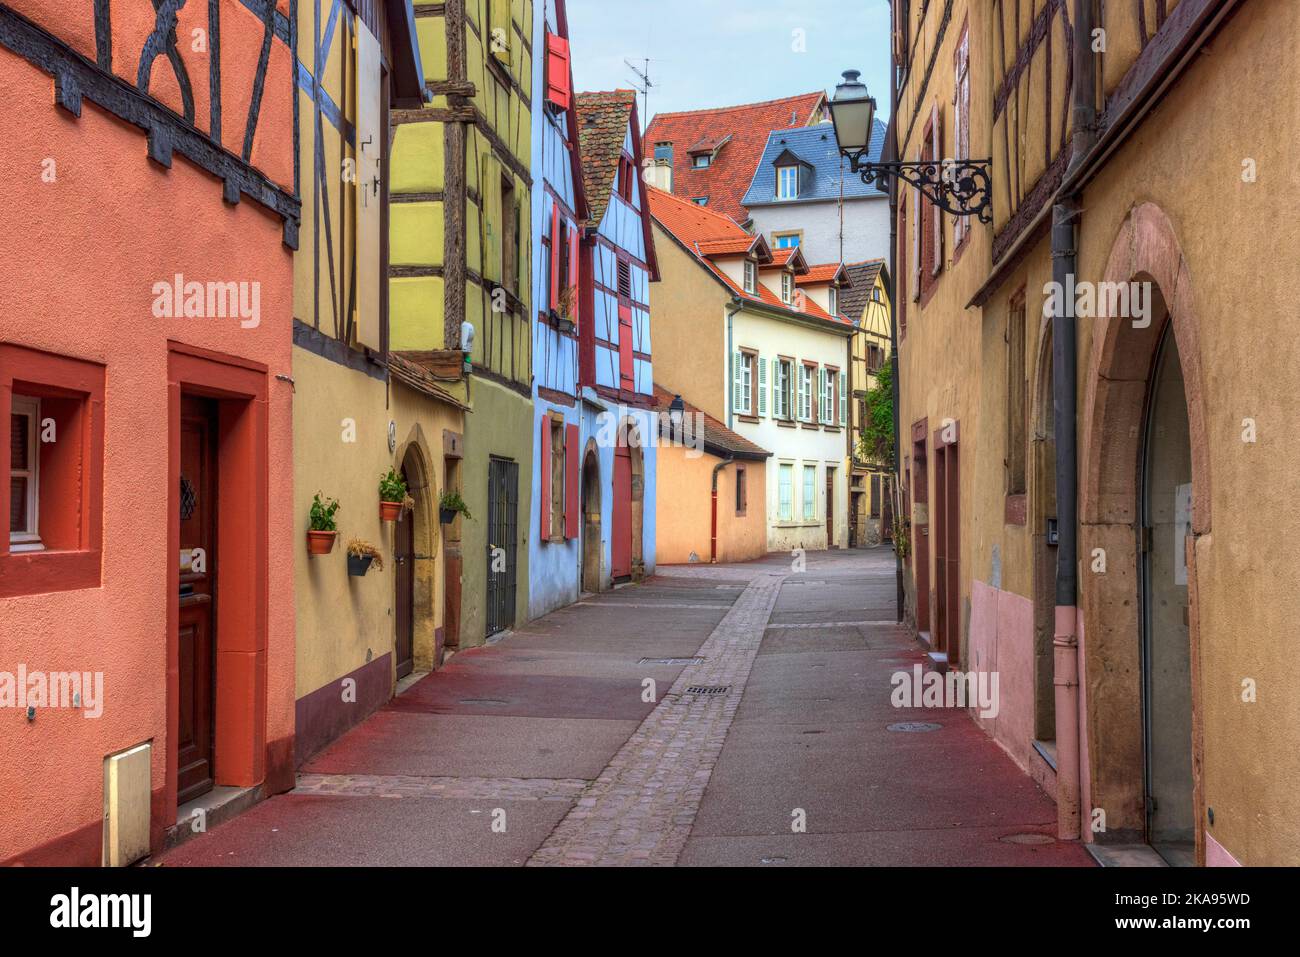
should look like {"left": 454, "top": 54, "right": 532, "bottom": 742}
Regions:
{"left": 486, "top": 457, "right": 519, "bottom": 637}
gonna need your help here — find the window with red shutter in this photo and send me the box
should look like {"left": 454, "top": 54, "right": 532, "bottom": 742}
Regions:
{"left": 564, "top": 423, "right": 580, "bottom": 539}
{"left": 545, "top": 33, "right": 571, "bottom": 111}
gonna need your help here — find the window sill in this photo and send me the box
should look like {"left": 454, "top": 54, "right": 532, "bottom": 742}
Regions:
{"left": 735, "top": 414, "right": 759, "bottom": 424}
{"left": 774, "top": 520, "right": 821, "bottom": 529}
{"left": 0, "top": 548, "right": 102, "bottom": 598}
{"left": 776, "top": 419, "right": 797, "bottom": 429}
{"left": 800, "top": 422, "right": 820, "bottom": 431}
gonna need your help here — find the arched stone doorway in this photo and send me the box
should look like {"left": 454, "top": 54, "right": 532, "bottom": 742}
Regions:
{"left": 612, "top": 417, "right": 645, "bottom": 583}
{"left": 1080, "top": 202, "right": 1210, "bottom": 863}
{"left": 1030, "top": 315, "right": 1056, "bottom": 746}
{"left": 395, "top": 439, "right": 439, "bottom": 676}
{"left": 581, "top": 441, "right": 601, "bottom": 594}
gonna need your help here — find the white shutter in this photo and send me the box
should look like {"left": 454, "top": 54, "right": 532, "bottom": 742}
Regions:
{"left": 758, "top": 357, "right": 767, "bottom": 417}
{"left": 732, "top": 351, "right": 742, "bottom": 414}
{"left": 839, "top": 371, "right": 848, "bottom": 425}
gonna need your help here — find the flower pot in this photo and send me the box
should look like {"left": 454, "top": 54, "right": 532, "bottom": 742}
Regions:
{"left": 379, "top": 500, "right": 404, "bottom": 522}
{"left": 347, "top": 554, "right": 375, "bottom": 577}
{"left": 307, "top": 530, "right": 337, "bottom": 555}
{"left": 439, "top": 507, "right": 459, "bottom": 525}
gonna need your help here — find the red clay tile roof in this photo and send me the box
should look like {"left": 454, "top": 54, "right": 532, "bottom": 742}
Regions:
{"left": 797, "top": 262, "right": 849, "bottom": 286}
{"left": 645, "top": 92, "right": 826, "bottom": 224}
{"left": 575, "top": 90, "right": 636, "bottom": 226}
{"left": 648, "top": 187, "right": 852, "bottom": 329}
{"left": 761, "top": 246, "right": 808, "bottom": 273}
{"left": 652, "top": 384, "right": 771, "bottom": 460}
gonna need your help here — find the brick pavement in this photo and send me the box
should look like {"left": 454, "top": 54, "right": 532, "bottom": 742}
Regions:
{"left": 526, "top": 572, "right": 786, "bottom": 866}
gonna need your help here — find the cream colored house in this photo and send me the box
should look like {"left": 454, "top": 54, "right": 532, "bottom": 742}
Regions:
{"left": 649, "top": 188, "right": 854, "bottom": 553}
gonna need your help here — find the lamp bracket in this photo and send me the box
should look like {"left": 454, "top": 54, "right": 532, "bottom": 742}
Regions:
{"left": 847, "top": 152, "right": 994, "bottom": 224}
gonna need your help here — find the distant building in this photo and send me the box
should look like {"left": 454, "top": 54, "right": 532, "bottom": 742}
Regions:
{"left": 643, "top": 93, "right": 827, "bottom": 225}
{"left": 742, "top": 120, "right": 889, "bottom": 266}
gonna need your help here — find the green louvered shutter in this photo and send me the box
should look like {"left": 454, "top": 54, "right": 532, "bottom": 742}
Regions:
{"left": 839, "top": 371, "right": 848, "bottom": 425}
{"left": 758, "top": 357, "right": 767, "bottom": 417}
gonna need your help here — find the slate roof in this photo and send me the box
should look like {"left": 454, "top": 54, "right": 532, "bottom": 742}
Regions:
{"left": 647, "top": 187, "right": 849, "bottom": 328}
{"left": 644, "top": 92, "right": 826, "bottom": 224}
{"left": 837, "top": 259, "right": 887, "bottom": 324}
{"left": 652, "top": 385, "right": 771, "bottom": 461}
{"left": 575, "top": 90, "right": 636, "bottom": 226}
{"left": 741, "top": 119, "right": 888, "bottom": 207}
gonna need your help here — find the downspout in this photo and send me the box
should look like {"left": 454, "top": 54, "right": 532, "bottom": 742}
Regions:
{"left": 1052, "top": 0, "right": 1099, "bottom": 842}
{"left": 725, "top": 298, "right": 743, "bottom": 430}
{"left": 887, "top": 80, "right": 903, "bottom": 621}
{"left": 710, "top": 456, "right": 734, "bottom": 563}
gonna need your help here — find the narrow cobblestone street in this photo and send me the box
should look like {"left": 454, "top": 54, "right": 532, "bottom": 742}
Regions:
{"left": 156, "top": 548, "right": 1090, "bottom": 867}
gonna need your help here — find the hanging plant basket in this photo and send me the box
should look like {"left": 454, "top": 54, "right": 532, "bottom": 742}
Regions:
{"left": 345, "top": 539, "right": 384, "bottom": 577}
{"left": 307, "top": 530, "right": 337, "bottom": 555}
{"left": 439, "top": 506, "right": 458, "bottom": 525}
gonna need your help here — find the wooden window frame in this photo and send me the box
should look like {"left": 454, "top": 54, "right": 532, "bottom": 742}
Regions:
{"left": 772, "top": 230, "right": 802, "bottom": 250}
{"left": 735, "top": 466, "right": 747, "bottom": 516}
{"left": 776, "top": 165, "right": 799, "bottom": 200}
{"left": 743, "top": 260, "right": 757, "bottom": 294}
{"left": 9, "top": 395, "right": 40, "bottom": 549}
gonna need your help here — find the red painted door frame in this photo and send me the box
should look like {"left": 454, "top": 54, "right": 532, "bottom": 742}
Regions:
{"left": 165, "top": 343, "right": 269, "bottom": 847}
{"left": 612, "top": 445, "right": 632, "bottom": 579}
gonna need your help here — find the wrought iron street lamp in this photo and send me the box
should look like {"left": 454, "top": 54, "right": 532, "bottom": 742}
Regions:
{"left": 829, "top": 70, "right": 993, "bottom": 224}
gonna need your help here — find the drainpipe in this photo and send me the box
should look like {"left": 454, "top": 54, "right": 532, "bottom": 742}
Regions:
{"left": 1052, "top": 0, "right": 1099, "bottom": 842}
{"left": 710, "top": 456, "right": 734, "bottom": 563}
{"left": 725, "top": 298, "right": 743, "bottom": 430}
{"left": 885, "top": 106, "right": 903, "bottom": 622}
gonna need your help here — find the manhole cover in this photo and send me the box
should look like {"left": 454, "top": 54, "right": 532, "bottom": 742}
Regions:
{"left": 639, "top": 657, "right": 705, "bottom": 666}
{"left": 887, "top": 721, "right": 942, "bottom": 732}
{"left": 999, "top": 833, "right": 1056, "bottom": 845}
{"left": 685, "top": 685, "right": 730, "bottom": 695}
{"left": 759, "top": 856, "right": 788, "bottom": 864}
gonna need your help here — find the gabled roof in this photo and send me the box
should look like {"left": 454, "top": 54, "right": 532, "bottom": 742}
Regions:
{"left": 574, "top": 90, "right": 660, "bottom": 280}
{"left": 837, "top": 259, "right": 888, "bottom": 323}
{"left": 797, "top": 262, "right": 849, "bottom": 286}
{"left": 741, "top": 119, "right": 888, "bottom": 207}
{"left": 644, "top": 92, "right": 826, "bottom": 224}
{"left": 762, "top": 246, "right": 808, "bottom": 274}
{"left": 647, "top": 187, "right": 852, "bottom": 329}
{"left": 652, "top": 385, "right": 771, "bottom": 460}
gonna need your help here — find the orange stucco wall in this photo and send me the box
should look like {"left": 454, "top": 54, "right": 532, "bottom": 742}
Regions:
{"left": 656, "top": 446, "right": 769, "bottom": 565}
{"left": 0, "top": 35, "right": 295, "bottom": 863}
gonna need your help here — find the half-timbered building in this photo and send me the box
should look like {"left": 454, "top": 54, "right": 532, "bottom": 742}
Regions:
{"left": 391, "top": 0, "right": 535, "bottom": 644}
{"left": 0, "top": 0, "right": 299, "bottom": 865}
{"left": 290, "top": 1, "right": 470, "bottom": 768}
{"left": 574, "top": 89, "right": 660, "bottom": 590}
{"left": 889, "top": 0, "right": 1298, "bottom": 864}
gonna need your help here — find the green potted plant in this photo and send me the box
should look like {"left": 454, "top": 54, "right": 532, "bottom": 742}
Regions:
{"left": 379, "top": 468, "right": 413, "bottom": 522}
{"left": 346, "top": 539, "right": 384, "bottom": 576}
{"left": 307, "top": 493, "right": 340, "bottom": 555}
{"left": 439, "top": 489, "right": 472, "bottom": 525}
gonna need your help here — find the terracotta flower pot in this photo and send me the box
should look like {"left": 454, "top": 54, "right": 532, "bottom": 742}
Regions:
{"left": 379, "top": 500, "right": 404, "bottom": 522}
{"left": 307, "top": 530, "right": 337, "bottom": 555}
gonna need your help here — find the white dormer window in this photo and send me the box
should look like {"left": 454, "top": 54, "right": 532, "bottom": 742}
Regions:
{"left": 781, "top": 272, "right": 794, "bottom": 304}
{"left": 744, "top": 260, "right": 757, "bottom": 294}
{"left": 829, "top": 286, "right": 838, "bottom": 315}
{"left": 694, "top": 154, "right": 711, "bottom": 169}
{"left": 777, "top": 165, "right": 799, "bottom": 200}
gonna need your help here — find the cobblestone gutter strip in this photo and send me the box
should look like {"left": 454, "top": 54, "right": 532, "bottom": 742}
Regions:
{"left": 527, "top": 573, "right": 787, "bottom": 867}
{"left": 293, "top": 773, "right": 588, "bottom": 802}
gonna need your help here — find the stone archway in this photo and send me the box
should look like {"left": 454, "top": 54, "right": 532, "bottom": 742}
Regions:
{"left": 1079, "top": 202, "right": 1211, "bottom": 861}
{"left": 1029, "top": 313, "right": 1057, "bottom": 745}
{"left": 394, "top": 436, "right": 440, "bottom": 674}
{"left": 581, "top": 439, "right": 602, "bottom": 594}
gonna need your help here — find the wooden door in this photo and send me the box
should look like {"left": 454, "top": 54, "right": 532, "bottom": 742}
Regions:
{"left": 177, "top": 396, "right": 217, "bottom": 804}
{"left": 612, "top": 446, "right": 632, "bottom": 579}
{"left": 825, "top": 470, "right": 835, "bottom": 546}
{"left": 393, "top": 466, "right": 415, "bottom": 679}
{"left": 485, "top": 458, "right": 519, "bottom": 637}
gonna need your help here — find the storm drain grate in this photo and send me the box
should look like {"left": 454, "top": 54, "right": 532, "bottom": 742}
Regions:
{"left": 639, "top": 656, "right": 706, "bottom": 666}
{"left": 685, "top": 685, "right": 731, "bottom": 695}
{"left": 887, "top": 721, "right": 942, "bottom": 732}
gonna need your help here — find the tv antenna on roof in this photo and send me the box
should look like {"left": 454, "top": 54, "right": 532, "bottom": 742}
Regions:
{"left": 625, "top": 58, "right": 653, "bottom": 133}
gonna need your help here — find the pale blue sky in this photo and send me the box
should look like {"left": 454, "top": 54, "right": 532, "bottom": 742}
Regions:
{"left": 565, "top": 0, "right": 893, "bottom": 126}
